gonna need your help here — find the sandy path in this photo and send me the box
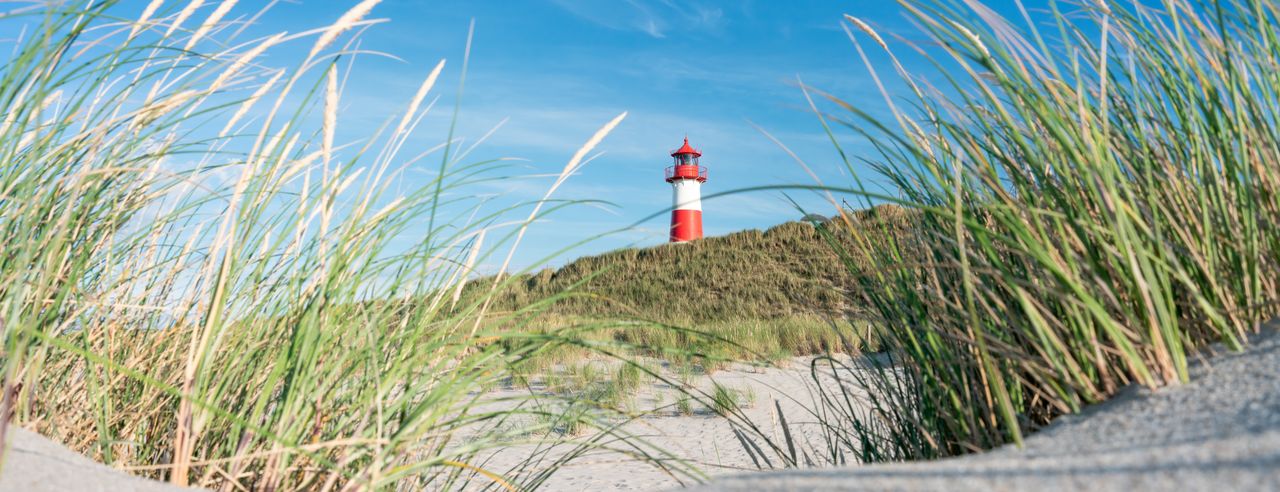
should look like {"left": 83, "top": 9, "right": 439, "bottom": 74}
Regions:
{"left": 694, "top": 325, "right": 1280, "bottom": 491}
{"left": 466, "top": 357, "right": 868, "bottom": 491}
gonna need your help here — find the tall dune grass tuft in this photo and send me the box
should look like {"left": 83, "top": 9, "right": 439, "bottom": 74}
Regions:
{"left": 0, "top": 2, "right": 692, "bottom": 490}
{"left": 797, "top": 0, "right": 1280, "bottom": 462}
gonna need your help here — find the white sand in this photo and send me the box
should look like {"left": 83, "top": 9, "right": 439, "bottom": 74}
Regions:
{"left": 0, "top": 425, "right": 199, "bottom": 492}
{"left": 695, "top": 326, "right": 1280, "bottom": 491}
{"left": 464, "top": 356, "right": 871, "bottom": 491}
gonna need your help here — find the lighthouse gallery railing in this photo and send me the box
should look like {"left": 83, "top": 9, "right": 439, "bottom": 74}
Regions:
{"left": 665, "top": 165, "right": 707, "bottom": 182}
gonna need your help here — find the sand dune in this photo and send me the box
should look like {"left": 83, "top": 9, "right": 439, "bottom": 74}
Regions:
{"left": 0, "top": 425, "right": 196, "bottom": 492}
{"left": 693, "top": 325, "right": 1280, "bottom": 491}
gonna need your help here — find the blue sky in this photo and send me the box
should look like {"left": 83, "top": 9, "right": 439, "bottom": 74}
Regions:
{"left": 236, "top": 0, "right": 946, "bottom": 272}
{"left": 5, "top": 0, "right": 1036, "bottom": 273}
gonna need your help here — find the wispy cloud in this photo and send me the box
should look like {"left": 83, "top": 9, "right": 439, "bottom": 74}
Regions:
{"left": 551, "top": 0, "right": 726, "bottom": 38}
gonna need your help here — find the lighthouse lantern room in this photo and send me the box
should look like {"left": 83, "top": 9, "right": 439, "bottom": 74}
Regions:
{"left": 665, "top": 137, "right": 707, "bottom": 242}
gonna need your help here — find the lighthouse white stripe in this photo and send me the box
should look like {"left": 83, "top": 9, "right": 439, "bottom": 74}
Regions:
{"left": 671, "top": 180, "right": 702, "bottom": 211}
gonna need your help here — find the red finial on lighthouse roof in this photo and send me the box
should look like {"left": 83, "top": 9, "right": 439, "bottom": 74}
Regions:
{"left": 671, "top": 137, "right": 701, "bottom": 157}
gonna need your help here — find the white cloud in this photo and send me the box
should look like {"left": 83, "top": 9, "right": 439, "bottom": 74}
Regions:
{"left": 551, "top": 0, "right": 726, "bottom": 38}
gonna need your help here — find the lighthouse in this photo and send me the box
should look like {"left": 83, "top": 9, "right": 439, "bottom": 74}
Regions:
{"left": 665, "top": 137, "right": 707, "bottom": 242}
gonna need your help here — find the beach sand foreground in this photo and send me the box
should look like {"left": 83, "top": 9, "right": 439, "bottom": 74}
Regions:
{"left": 693, "top": 324, "right": 1280, "bottom": 491}
{"left": 3, "top": 324, "right": 1279, "bottom": 491}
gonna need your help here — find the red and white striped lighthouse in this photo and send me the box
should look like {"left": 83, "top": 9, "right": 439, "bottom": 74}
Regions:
{"left": 665, "top": 137, "right": 707, "bottom": 242}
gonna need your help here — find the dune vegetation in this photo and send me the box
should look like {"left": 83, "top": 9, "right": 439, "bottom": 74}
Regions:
{"left": 751, "top": 0, "right": 1280, "bottom": 467}
{"left": 0, "top": 1, "right": 694, "bottom": 490}
{"left": 475, "top": 220, "right": 862, "bottom": 324}
{"left": 452, "top": 205, "right": 915, "bottom": 367}
{"left": 6, "top": 0, "right": 1280, "bottom": 489}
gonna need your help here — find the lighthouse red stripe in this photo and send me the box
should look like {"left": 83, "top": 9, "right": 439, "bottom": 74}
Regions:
{"left": 669, "top": 209, "right": 702, "bottom": 242}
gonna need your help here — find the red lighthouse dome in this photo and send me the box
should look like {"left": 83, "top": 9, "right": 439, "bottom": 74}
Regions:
{"left": 666, "top": 137, "right": 706, "bottom": 242}
{"left": 671, "top": 137, "right": 701, "bottom": 158}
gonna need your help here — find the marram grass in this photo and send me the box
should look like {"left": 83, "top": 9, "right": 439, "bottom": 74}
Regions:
{"left": 792, "top": 0, "right": 1280, "bottom": 465}
{"left": 0, "top": 2, "right": 695, "bottom": 490}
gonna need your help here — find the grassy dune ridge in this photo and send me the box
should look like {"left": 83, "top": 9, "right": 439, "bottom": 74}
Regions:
{"left": 455, "top": 205, "right": 915, "bottom": 363}
{"left": 484, "top": 221, "right": 857, "bottom": 324}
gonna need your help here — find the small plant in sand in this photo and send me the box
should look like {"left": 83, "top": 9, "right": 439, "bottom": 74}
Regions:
{"left": 534, "top": 401, "right": 593, "bottom": 437}
{"left": 709, "top": 383, "right": 753, "bottom": 415}
{"left": 613, "top": 361, "right": 649, "bottom": 393}
{"left": 674, "top": 392, "right": 695, "bottom": 416}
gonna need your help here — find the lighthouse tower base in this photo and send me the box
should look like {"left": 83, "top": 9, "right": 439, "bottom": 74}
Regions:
{"left": 670, "top": 209, "right": 703, "bottom": 242}
{"left": 669, "top": 176, "right": 703, "bottom": 242}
